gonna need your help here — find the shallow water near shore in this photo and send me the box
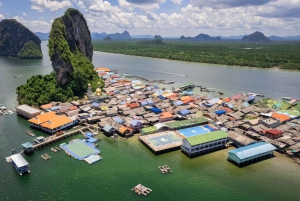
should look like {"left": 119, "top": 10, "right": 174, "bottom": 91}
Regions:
{"left": 0, "top": 42, "right": 300, "bottom": 200}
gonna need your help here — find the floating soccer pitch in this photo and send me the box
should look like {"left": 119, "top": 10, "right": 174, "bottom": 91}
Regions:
{"left": 177, "top": 126, "right": 211, "bottom": 138}
{"left": 61, "top": 140, "right": 100, "bottom": 160}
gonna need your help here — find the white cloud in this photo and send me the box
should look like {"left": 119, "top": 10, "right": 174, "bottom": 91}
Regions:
{"left": 0, "top": 2, "right": 2, "bottom": 6}
{"left": 170, "top": 0, "right": 182, "bottom": 4}
{"left": 23, "top": 12, "right": 27, "bottom": 17}
{"left": 30, "top": 0, "right": 73, "bottom": 12}
{"left": 78, "top": 0, "right": 120, "bottom": 13}
{"left": 118, "top": 0, "right": 166, "bottom": 10}
{"left": 0, "top": 14, "right": 4, "bottom": 19}
{"left": 13, "top": 16, "right": 51, "bottom": 32}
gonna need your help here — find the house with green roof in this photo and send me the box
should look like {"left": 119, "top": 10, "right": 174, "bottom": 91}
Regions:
{"left": 181, "top": 130, "right": 229, "bottom": 157}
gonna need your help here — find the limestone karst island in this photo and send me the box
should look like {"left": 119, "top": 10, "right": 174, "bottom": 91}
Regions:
{"left": 0, "top": 1, "right": 300, "bottom": 201}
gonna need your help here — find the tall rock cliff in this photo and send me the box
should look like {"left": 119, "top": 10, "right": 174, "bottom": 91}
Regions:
{"left": 49, "top": 8, "right": 93, "bottom": 86}
{"left": 48, "top": 8, "right": 100, "bottom": 95}
{"left": 0, "top": 19, "right": 42, "bottom": 58}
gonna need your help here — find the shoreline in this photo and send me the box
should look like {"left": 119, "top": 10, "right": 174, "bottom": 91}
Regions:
{"left": 93, "top": 50, "right": 300, "bottom": 72}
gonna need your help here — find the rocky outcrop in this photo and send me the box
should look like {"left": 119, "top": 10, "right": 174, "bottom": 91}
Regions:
{"left": 180, "top": 33, "right": 221, "bottom": 41}
{"left": 0, "top": 19, "right": 42, "bottom": 58}
{"left": 242, "top": 31, "right": 271, "bottom": 42}
{"left": 103, "top": 36, "right": 112, "bottom": 41}
{"left": 49, "top": 8, "right": 93, "bottom": 86}
{"left": 18, "top": 40, "right": 43, "bottom": 59}
{"left": 154, "top": 35, "right": 163, "bottom": 40}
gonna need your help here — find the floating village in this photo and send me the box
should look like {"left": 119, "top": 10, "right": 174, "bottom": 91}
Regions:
{"left": 5, "top": 67, "right": 300, "bottom": 196}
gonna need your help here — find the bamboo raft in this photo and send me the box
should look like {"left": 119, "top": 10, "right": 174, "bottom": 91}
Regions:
{"left": 51, "top": 148, "right": 58, "bottom": 152}
{"left": 41, "top": 154, "right": 51, "bottom": 160}
{"left": 131, "top": 184, "right": 152, "bottom": 196}
{"left": 26, "top": 131, "right": 36, "bottom": 137}
{"left": 158, "top": 165, "right": 172, "bottom": 173}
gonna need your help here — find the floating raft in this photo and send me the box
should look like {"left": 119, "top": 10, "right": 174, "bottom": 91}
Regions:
{"left": 158, "top": 165, "right": 172, "bottom": 173}
{"left": 51, "top": 148, "right": 58, "bottom": 152}
{"left": 131, "top": 184, "right": 152, "bottom": 196}
{"left": 84, "top": 155, "right": 102, "bottom": 164}
{"left": 41, "top": 154, "right": 51, "bottom": 160}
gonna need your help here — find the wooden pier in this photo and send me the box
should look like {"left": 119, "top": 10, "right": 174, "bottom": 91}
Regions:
{"left": 131, "top": 184, "right": 152, "bottom": 196}
{"left": 158, "top": 165, "right": 172, "bottom": 173}
{"left": 41, "top": 154, "right": 51, "bottom": 160}
{"left": 32, "top": 128, "right": 87, "bottom": 150}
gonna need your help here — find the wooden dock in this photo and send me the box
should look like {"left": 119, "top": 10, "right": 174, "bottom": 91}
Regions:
{"left": 131, "top": 184, "right": 152, "bottom": 196}
{"left": 158, "top": 165, "right": 172, "bottom": 173}
{"left": 32, "top": 128, "right": 87, "bottom": 150}
{"left": 26, "top": 131, "right": 36, "bottom": 137}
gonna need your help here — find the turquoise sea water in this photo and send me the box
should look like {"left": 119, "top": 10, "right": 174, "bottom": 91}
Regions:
{"left": 0, "top": 42, "right": 300, "bottom": 200}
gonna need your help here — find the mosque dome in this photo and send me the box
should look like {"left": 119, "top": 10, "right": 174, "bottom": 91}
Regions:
{"left": 96, "top": 88, "right": 101, "bottom": 93}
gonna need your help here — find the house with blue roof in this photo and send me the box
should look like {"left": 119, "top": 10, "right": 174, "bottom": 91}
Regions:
{"left": 179, "top": 109, "right": 190, "bottom": 116}
{"left": 173, "top": 100, "right": 183, "bottom": 106}
{"left": 113, "top": 116, "right": 125, "bottom": 124}
{"left": 102, "top": 124, "right": 115, "bottom": 136}
{"left": 228, "top": 142, "right": 276, "bottom": 166}
{"left": 150, "top": 108, "right": 162, "bottom": 114}
{"left": 130, "top": 120, "right": 142, "bottom": 130}
{"left": 146, "top": 99, "right": 154, "bottom": 106}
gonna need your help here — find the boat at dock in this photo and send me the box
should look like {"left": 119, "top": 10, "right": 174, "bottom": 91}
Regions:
{"left": 180, "top": 83, "right": 195, "bottom": 90}
{"left": 8, "top": 153, "right": 30, "bottom": 175}
{"left": 281, "top": 97, "right": 292, "bottom": 101}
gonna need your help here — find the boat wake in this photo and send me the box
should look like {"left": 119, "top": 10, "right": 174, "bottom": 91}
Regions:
{"left": 156, "top": 71, "right": 188, "bottom": 77}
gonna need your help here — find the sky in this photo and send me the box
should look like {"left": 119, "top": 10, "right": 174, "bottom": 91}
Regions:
{"left": 0, "top": 0, "right": 299, "bottom": 37}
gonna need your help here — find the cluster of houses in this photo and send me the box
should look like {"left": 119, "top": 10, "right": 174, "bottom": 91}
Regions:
{"left": 15, "top": 67, "right": 300, "bottom": 166}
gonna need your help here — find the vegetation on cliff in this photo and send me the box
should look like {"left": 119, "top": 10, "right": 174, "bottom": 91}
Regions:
{"left": 0, "top": 19, "right": 42, "bottom": 58}
{"left": 17, "top": 8, "right": 103, "bottom": 106}
{"left": 93, "top": 40, "right": 300, "bottom": 70}
{"left": 18, "top": 40, "right": 43, "bottom": 59}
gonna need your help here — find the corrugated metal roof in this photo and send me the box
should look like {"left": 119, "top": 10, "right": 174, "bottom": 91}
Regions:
{"left": 186, "top": 130, "right": 228, "bottom": 146}
{"left": 17, "top": 105, "right": 40, "bottom": 114}
{"left": 228, "top": 142, "right": 276, "bottom": 160}
{"left": 10, "top": 153, "right": 29, "bottom": 167}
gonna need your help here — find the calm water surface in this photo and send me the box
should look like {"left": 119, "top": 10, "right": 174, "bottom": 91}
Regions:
{"left": 0, "top": 42, "right": 300, "bottom": 201}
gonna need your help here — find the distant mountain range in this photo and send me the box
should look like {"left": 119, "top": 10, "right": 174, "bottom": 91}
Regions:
{"left": 35, "top": 32, "right": 49, "bottom": 41}
{"left": 91, "top": 31, "right": 131, "bottom": 40}
{"left": 34, "top": 31, "right": 300, "bottom": 41}
{"left": 180, "top": 33, "right": 221, "bottom": 41}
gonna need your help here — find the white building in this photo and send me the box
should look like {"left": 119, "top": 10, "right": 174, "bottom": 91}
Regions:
{"left": 182, "top": 130, "right": 228, "bottom": 156}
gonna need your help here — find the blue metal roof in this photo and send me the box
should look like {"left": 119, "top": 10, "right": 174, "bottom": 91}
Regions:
{"left": 215, "top": 110, "right": 226, "bottom": 115}
{"left": 92, "top": 102, "right": 100, "bottom": 107}
{"left": 158, "top": 95, "right": 166, "bottom": 100}
{"left": 146, "top": 99, "right": 154, "bottom": 104}
{"left": 86, "top": 138, "right": 98, "bottom": 143}
{"left": 228, "top": 142, "right": 276, "bottom": 160}
{"left": 103, "top": 125, "right": 113, "bottom": 132}
{"left": 130, "top": 119, "right": 141, "bottom": 126}
{"left": 179, "top": 109, "right": 190, "bottom": 115}
{"left": 113, "top": 116, "right": 124, "bottom": 124}
{"left": 22, "top": 142, "right": 33, "bottom": 148}
{"left": 174, "top": 100, "right": 183, "bottom": 106}
{"left": 150, "top": 108, "right": 162, "bottom": 113}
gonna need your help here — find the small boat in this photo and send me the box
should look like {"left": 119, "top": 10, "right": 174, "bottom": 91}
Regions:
{"left": 185, "top": 75, "right": 190, "bottom": 77}
{"left": 219, "top": 91, "right": 224, "bottom": 95}
{"left": 281, "top": 97, "right": 292, "bottom": 101}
